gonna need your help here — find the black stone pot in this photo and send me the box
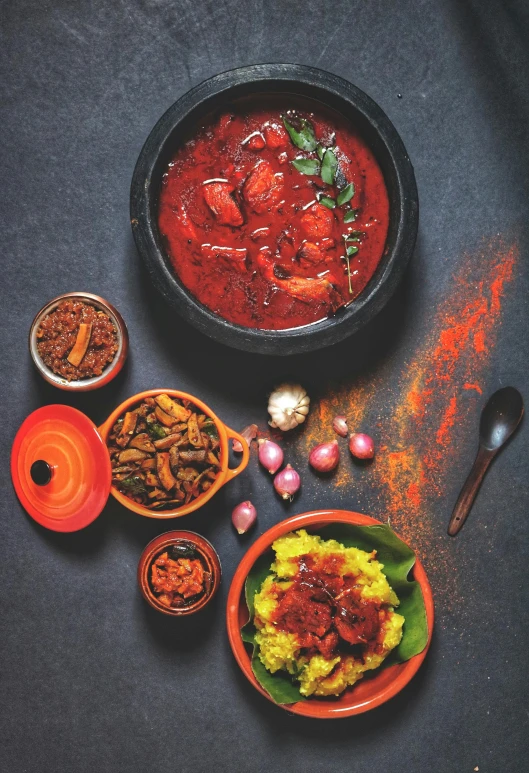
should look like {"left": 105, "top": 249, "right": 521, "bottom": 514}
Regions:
{"left": 130, "top": 64, "right": 418, "bottom": 355}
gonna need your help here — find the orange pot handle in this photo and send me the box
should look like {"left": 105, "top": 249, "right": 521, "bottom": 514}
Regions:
{"left": 224, "top": 426, "right": 250, "bottom": 483}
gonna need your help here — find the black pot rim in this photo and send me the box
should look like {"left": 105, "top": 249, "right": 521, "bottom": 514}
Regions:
{"left": 130, "top": 63, "right": 419, "bottom": 355}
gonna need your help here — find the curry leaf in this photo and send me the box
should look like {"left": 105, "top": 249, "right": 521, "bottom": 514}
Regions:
{"left": 319, "top": 195, "right": 336, "bottom": 209}
{"left": 337, "top": 182, "right": 355, "bottom": 206}
{"left": 241, "top": 523, "right": 429, "bottom": 704}
{"left": 118, "top": 476, "right": 147, "bottom": 496}
{"left": 321, "top": 148, "right": 338, "bottom": 184}
{"left": 316, "top": 144, "right": 325, "bottom": 161}
{"left": 282, "top": 116, "right": 318, "bottom": 152}
{"left": 343, "top": 209, "right": 358, "bottom": 223}
{"left": 291, "top": 158, "right": 320, "bottom": 176}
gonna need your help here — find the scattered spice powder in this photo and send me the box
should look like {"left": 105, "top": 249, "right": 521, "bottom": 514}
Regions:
{"left": 297, "top": 238, "right": 517, "bottom": 598}
{"left": 463, "top": 383, "right": 483, "bottom": 395}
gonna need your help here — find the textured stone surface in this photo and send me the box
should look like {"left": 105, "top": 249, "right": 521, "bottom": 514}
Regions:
{"left": 1, "top": 2, "right": 528, "bottom": 771}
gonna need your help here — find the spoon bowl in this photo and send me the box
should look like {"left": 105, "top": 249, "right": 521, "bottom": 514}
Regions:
{"left": 479, "top": 386, "right": 524, "bottom": 451}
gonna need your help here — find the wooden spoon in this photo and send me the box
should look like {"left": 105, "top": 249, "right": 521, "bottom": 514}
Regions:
{"left": 448, "top": 386, "right": 524, "bottom": 536}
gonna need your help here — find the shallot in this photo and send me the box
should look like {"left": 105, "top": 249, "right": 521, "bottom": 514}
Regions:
{"left": 309, "top": 440, "right": 340, "bottom": 473}
{"left": 332, "top": 415, "right": 348, "bottom": 438}
{"left": 232, "top": 424, "right": 258, "bottom": 452}
{"left": 232, "top": 500, "right": 257, "bottom": 534}
{"left": 348, "top": 433, "right": 375, "bottom": 460}
{"left": 258, "top": 438, "right": 284, "bottom": 474}
{"left": 273, "top": 464, "right": 301, "bottom": 501}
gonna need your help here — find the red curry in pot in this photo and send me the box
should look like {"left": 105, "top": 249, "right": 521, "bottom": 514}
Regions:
{"left": 158, "top": 96, "right": 389, "bottom": 330}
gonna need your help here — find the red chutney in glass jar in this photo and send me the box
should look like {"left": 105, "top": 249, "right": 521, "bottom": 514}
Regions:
{"left": 157, "top": 96, "right": 389, "bottom": 331}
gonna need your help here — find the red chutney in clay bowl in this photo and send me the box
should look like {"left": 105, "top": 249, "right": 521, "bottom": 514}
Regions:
{"left": 131, "top": 65, "right": 418, "bottom": 355}
{"left": 157, "top": 95, "right": 389, "bottom": 331}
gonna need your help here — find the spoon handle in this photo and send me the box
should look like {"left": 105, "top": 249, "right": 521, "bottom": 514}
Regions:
{"left": 448, "top": 446, "right": 495, "bottom": 536}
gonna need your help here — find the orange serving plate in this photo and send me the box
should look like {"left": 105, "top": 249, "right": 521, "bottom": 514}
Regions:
{"left": 226, "top": 509, "right": 434, "bottom": 718}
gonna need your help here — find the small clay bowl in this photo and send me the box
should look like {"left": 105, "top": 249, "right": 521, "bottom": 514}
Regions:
{"left": 138, "top": 530, "right": 221, "bottom": 616}
{"left": 29, "top": 292, "right": 129, "bottom": 391}
{"left": 227, "top": 509, "right": 434, "bottom": 718}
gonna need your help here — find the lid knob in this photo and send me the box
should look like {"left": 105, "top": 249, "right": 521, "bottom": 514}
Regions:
{"left": 30, "top": 460, "right": 53, "bottom": 486}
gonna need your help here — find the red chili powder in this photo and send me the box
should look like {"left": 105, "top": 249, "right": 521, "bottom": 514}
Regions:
{"left": 297, "top": 238, "right": 517, "bottom": 594}
{"left": 463, "top": 383, "right": 483, "bottom": 394}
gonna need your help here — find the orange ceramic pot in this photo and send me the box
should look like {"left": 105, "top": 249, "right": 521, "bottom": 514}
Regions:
{"left": 12, "top": 389, "right": 249, "bottom": 531}
{"left": 138, "top": 530, "right": 221, "bottom": 615}
{"left": 226, "top": 509, "right": 434, "bottom": 719}
{"left": 98, "top": 388, "right": 249, "bottom": 519}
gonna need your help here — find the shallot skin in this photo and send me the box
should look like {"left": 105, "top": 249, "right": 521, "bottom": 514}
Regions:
{"left": 232, "top": 424, "right": 257, "bottom": 453}
{"left": 348, "top": 433, "right": 375, "bottom": 460}
{"left": 309, "top": 440, "right": 340, "bottom": 472}
{"left": 258, "top": 439, "right": 284, "bottom": 474}
{"left": 332, "top": 415, "right": 348, "bottom": 438}
{"left": 273, "top": 464, "right": 301, "bottom": 501}
{"left": 232, "top": 501, "right": 257, "bottom": 534}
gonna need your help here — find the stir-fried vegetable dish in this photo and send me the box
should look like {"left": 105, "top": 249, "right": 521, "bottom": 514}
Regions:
{"left": 108, "top": 394, "right": 221, "bottom": 509}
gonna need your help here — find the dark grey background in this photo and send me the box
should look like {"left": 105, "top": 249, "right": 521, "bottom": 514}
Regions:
{"left": 2, "top": 1, "right": 528, "bottom": 772}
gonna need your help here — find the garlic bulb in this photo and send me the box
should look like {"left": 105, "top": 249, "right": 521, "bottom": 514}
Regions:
{"left": 267, "top": 383, "right": 310, "bottom": 431}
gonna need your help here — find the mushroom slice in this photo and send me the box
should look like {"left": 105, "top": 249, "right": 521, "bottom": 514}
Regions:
{"left": 153, "top": 433, "right": 182, "bottom": 450}
{"left": 118, "top": 448, "right": 148, "bottom": 464}
{"left": 147, "top": 494, "right": 185, "bottom": 509}
{"left": 172, "top": 432, "right": 189, "bottom": 448}
{"left": 177, "top": 467, "right": 199, "bottom": 482}
{"left": 206, "top": 450, "right": 221, "bottom": 467}
{"left": 187, "top": 413, "right": 202, "bottom": 447}
{"left": 129, "top": 433, "right": 156, "bottom": 453}
{"left": 148, "top": 487, "right": 170, "bottom": 500}
{"left": 179, "top": 449, "right": 207, "bottom": 464}
{"left": 156, "top": 452, "right": 178, "bottom": 491}
{"left": 116, "top": 411, "right": 138, "bottom": 447}
{"left": 191, "top": 466, "right": 215, "bottom": 493}
{"left": 155, "top": 406, "right": 178, "bottom": 427}
{"left": 140, "top": 457, "right": 156, "bottom": 470}
{"left": 169, "top": 445, "right": 180, "bottom": 471}
{"left": 155, "top": 394, "right": 191, "bottom": 422}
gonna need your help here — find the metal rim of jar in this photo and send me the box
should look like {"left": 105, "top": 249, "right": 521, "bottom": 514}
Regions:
{"left": 29, "top": 292, "right": 129, "bottom": 392}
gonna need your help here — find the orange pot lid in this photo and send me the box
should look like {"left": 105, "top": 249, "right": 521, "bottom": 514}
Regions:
{"left": 11, "top": 405, "right": 111, "bottom": 532}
